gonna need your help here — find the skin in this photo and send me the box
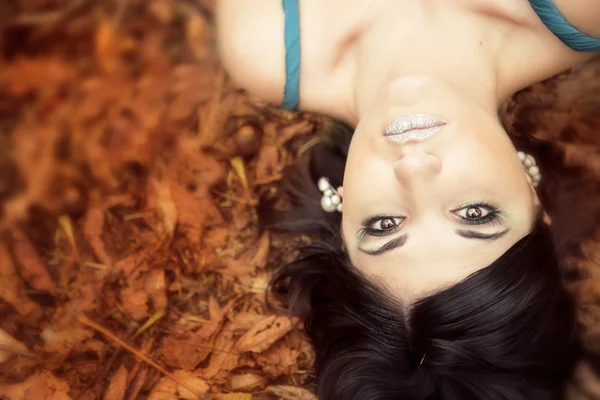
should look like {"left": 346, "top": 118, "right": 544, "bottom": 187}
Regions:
{"left": 217, "top": 0, "right": 599, "bottom": 298}
{"left": 342, "top": 75, "right": 539, "bottom": 298}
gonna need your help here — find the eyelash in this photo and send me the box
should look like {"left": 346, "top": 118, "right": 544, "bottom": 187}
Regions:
{"left": 452, "top": 202, "right": 507, "bottom": 226}
{"left": 357, "top": 214, "right": 404, "bottom": 239}
{"left": 357, "top": 202, "right": 507, "bottom": 238}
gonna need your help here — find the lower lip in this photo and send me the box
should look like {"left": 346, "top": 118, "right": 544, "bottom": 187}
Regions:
{"left": 384, "top": 114, "right": 446, "bottom": 143}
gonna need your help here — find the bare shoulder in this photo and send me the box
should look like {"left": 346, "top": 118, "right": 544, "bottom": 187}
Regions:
{"left": 552, "top": 0, "right": 600, "bottom": 38}
{"left": 216, "top": 0, "right": 286, "bottom": 103}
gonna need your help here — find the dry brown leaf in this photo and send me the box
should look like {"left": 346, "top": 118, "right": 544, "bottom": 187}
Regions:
{"left": 235, "top": 316, "right": 295, "bottom": 353}
{"left": 78, "top": 338, "right": 107, "bottom": 362}
{"left": 114, "top": 250, "right": 149, "bottom": 278}
{"left": 2, "top": 56, "right": 76, "bottom": 96}
{"left": 251, "top": 232, "right": 270, "bottom": 269}
{"left": 228, "top": 373, "right": 267, "bottom": 392}
{"left": 255, "top": 145, "right": 280, "bottom": 182}
{"left": 144, "top": 269, "right": 168, "bottom": 311}
{"left": 200, "top": 324, "right": 239, "bottom": 379}
{"left": 196, "top": 296, "right": 237, "bottom": 338}
{"left": 147, "top": 376, "right": 177, "bottom": 400}
{"left": 148, "top": 0, "right": 175, "bottom": 24}
{"left": 173, "top": 371, "right": 209, "bottom": 400}
{"left": 267, "top": 385, "right": 318, "bottom": 400}
{"left": 11, "top": 229, "right": 55, "bottom": 292}
{"left": 156, "top": 296, "right": 239, "bottom": 369}
{"left": 257, "top": 341, "right": 300, "bottom": 377}
{"left": 170, "top": 182, "right": 213, "bottom": 246}
{"left": 147, "top": 177, "right": 178, "bottom": 238}
{"left": 95, "top": 18, "right": 119, "bottom": 73}
{"left": 157, "top": 335, "right": 214, "bottom": 370}
{"left": 83, "top": 206, "right": 112, "bottom": 267}
{"left": 203, "top": 227, "right": 229, "bottom": 249}
{"left": 0, "top": 241, "right": 42, "bottom": 320}
{"left": 148, "top": 370, "right": 209, "bottom": 400}
{"left": 120, "top": 286, "right": 149, "bottom": 321}
{"left": 169, "top": 65, "right": 216, "bottom": 122}
{"left": 3, "top": 125, "right": 61, "bottom": 229}
{"left": 0, "top": 328, "right": 30, "bottom": 364}
{"left": 103, "top": 364, "right": 128, "bottom": 400}
{"left": 229, "top": 312, "right": 266, "bottom": 331}
{"left": 176, "top": 148, "right": 226, "bottom": 192}
{"left": 186, "top": 14, "right": 208, "bottom": 60}
{"left": 126, "top": 367, "right": 148, "bottom": 400}
{"left": 43, "top": 328, "right": 94, "bottom": 356}
{"left": 0, "top": 370, "right": 71, "bottom": 400}
{"left": 214, "top": 394, "right": 252, "bottom": 400}
{"left": 276, "top": 121, "right": 314, "bottom": 147}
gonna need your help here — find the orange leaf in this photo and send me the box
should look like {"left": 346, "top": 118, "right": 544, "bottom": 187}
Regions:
{"left": 95, "top": 18, "right": 119, "bottom": 73}
{"left": 3, "top": 56, "right": 76, "bottom": 96}
{"left": 0, "top": 328, "right": 30, "bottom": 364}
{"left": 83, "top": 207, "right": 112, "bottom": 267}
{"left": 0, "top": 370, "right": 71, "bottom": 400}
{"left": 120, "top": 287, "right": 149, "bottom": 321}
{"left": 144, "top": 269, "right": 168, "bottom": 312}
{"left": 267, "top": 385, "right": 317, "bottom": 400}
{"left": 103, "top": 365, "right": 128, "bottom": 400}
{"left": 11, "top": 229, "right": 55, "bottom": 292}
{"left": 0, "top": 241, "right": 42, "bottom": 320}
{"left": 235, "top": 316, "right": 295, "bottom": 353}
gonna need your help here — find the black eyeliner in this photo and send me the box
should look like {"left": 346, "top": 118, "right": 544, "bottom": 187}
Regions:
{"left": 452, "top": 202, "right": 508, "bottom": 226}
{"left": 356, "top": 214, "right": 403, "bottom": 239}
{"left": 361, "top": 214, "right": 393, "bottom": 228}
{"left": 458, "top": 212, "right": 507, "bottom": 226}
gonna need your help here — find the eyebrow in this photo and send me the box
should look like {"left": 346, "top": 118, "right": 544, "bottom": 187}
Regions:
{"left": 359, "top": 235, "right": 408, "bottom": 256}
{"left": 455, "top": 229, "right": 510, "bottom": 240}
{"left": 358, "top": 229, "right": 510, "bottom": 257}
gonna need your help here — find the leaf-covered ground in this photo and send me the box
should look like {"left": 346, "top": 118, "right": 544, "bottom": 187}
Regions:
{"left": 1, "top": 1, "right": 600, "bottom": 400}
{"left": 0, "top": 1, "right": 325, "bottom": 398}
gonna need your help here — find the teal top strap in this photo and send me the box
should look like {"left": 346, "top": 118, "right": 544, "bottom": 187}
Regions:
{"left": 282, "top": 0, "right": 301, "bottom": 110}
{"left": 529, "top": 0, "right": 600, "bottom": 52}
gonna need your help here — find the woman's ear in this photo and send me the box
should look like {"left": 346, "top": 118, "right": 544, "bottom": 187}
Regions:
{"left": 337, "top": 186, "right": 344, "bottom": 198}
{"left": 528, "top": 179, "right": 552, "bottom": 226}
{"left": 543, "top": 211, "right": 552, "bottom": 226}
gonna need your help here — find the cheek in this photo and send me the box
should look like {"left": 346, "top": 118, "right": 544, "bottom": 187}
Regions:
{"left": 446, "top": 131, "right": 522, "bottom": 180}
{"left": 343, "top": 152, "right": 390, "bottom": 202}
{"left": 343, "top": 141, "right": 398, "bottom": 212}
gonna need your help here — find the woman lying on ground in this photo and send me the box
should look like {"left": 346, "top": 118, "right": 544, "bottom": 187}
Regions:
{"left": 216, "top": 0, "right": 600, "bottom": 398}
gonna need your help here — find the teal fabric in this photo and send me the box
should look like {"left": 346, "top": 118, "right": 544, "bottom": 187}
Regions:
{"left": 529, "top": 0, "right": 600, "bottom": 51}
{"left": 280, "top": 0, "right": 598, "bottom": 111}
{"left": 282, "top": 0, "right": 301, "bottom": 109}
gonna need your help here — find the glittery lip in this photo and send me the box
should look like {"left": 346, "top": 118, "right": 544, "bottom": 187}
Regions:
{"left": 384, "top": 114, "right": 446, "bottom": 143}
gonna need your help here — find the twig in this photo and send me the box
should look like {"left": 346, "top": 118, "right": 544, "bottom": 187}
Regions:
{"left": 9, "top": 0, "right": 88, "bottom": 27}
{"left": 113, "top": 0, "right": 128, "bottom": 29}
{"left": 78, "top": 315, "right": 207, "bottom": 399}
{"left": 0, "top": 344, "right": 35, "bottom": 358}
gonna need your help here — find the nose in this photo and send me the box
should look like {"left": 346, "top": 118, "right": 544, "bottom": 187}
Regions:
{"left": 394, "top": 151, "right": 441, "bottom": 183}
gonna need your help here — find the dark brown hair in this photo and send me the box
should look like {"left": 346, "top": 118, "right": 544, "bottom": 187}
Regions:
{"left": 264, "top": 121, "right": 582, "bottom": 399}
{"left": 264, "top": 58, "right": 600, "bottom": 400}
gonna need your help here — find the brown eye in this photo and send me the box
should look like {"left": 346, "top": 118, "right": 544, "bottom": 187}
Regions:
{"left": 452, "top": 203, "right": 505, "bottom": 226}
{"left": 465, "top": 207, "right": 483, "bottom": 219}
{"left": 369, "top": 217, "right": 403, "bottom": 231}
{"left": 454, "top": 205, "right": 493, "bottom": 220}
{"left": 381, "top": 218, "right": 396, "bottom": 229}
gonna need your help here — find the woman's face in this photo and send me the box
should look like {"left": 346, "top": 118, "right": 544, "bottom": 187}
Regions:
{"left": 342, "top": 75, "right": 538, "bottom": 299}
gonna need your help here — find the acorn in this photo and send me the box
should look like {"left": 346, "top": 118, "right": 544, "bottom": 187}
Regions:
{"left": 234, "top": 123, "right": 263, "bottom": 159}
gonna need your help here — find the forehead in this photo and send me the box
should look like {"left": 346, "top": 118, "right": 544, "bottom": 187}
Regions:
{"left": 344, "top": 221, "right": 532, "bottom": 298}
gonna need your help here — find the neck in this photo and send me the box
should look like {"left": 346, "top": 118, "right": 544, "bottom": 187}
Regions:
{"left": 347, "top": 0, "right": 592, "bottom": 125}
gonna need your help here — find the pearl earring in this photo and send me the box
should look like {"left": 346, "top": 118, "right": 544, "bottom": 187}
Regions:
{"left": 517, "top": 151, "right": 541, "bottom": 187}
{"left": 318, "top": 177, "right": 343, "bottom": 213}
